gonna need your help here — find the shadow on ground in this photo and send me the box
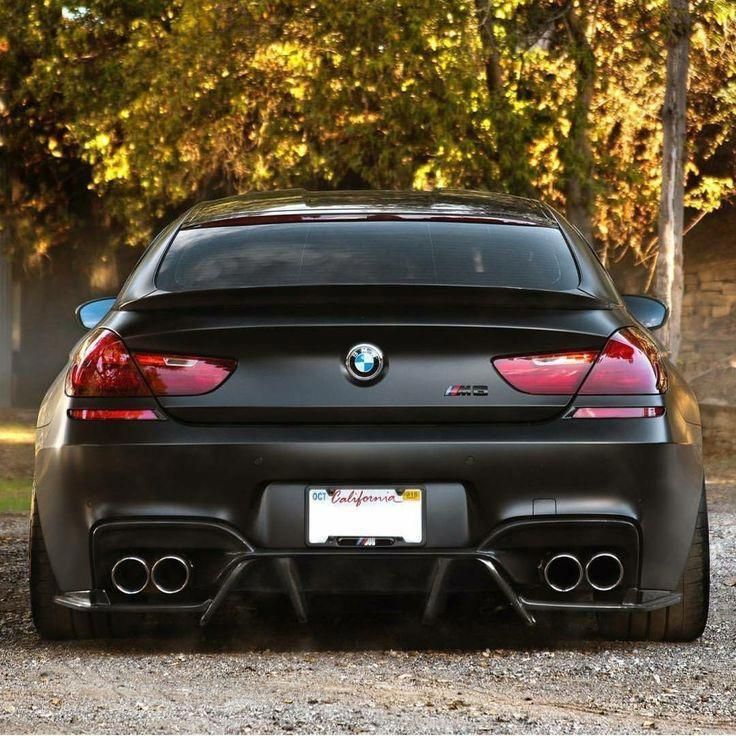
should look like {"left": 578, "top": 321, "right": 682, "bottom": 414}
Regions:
{"left": 66, "top": 593, "right": 601, "bottom": 656}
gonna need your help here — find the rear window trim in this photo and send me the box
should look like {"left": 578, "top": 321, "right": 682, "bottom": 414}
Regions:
{"left": 154, "top": 216, "right": 581, "bottom": 294}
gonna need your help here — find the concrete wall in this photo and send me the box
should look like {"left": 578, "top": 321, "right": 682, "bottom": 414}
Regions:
{"left": 679, "top": 206, "right": 736, "bottom": 402}
{"left": 678, "top": 205, "right": 736, "bottom": 457}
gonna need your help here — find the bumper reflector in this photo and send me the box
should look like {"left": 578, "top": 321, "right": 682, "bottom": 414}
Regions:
{"left": 68, "top": 408, "right": 162, "bottom": 421}
{"left": 571, "top": 407, "right": 665, "bottom": 419}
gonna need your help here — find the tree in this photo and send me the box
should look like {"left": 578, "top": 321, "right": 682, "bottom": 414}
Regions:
{"left": 473, "top": 0, "right": 535, "bottom": 197}
{"left": 655, "top": 0, "right": 690, "bottom": 358}
{"left": 1, "top": 0, "right": 734, "bottom": 299}
{"left": 560, "top": 0, "right": 596, "bottom": 245}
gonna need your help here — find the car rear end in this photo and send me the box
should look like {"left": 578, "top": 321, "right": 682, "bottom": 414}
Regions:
{"left": 32, "top": 195, "right": 706, "bottom": 638}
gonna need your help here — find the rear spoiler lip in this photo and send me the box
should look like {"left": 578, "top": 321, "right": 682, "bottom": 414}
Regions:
{"left": 120, "top": 285, "right": 617, "bottom": 312}
{"left": 181, "top": 212, "right": 555, "bottom": 229}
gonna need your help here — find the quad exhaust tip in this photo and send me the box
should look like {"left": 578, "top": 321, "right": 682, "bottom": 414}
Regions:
{"left": 543, "top": 553, "right": 583, "bottom": 592}
{"left": 111, "top": 556, "right": 150, "bottom": 595}
{"left": 111, "top": 554, "right": 191, "bottom": 595}
{"left": 151, "top": 555, "right": 190, "bottom": 595}
{"left": 585, "top": 552, "right": 624, "bottom": 591}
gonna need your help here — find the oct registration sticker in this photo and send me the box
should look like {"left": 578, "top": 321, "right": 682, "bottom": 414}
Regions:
{"left": 307, "top": 487, "right": 424, "bottom": 545}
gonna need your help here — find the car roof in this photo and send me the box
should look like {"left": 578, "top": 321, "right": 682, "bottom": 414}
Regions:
{"left": 182, "top": 189, "right": 556, "bottom": 228}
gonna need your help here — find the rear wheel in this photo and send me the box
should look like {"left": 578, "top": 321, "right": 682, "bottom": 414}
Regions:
{"left": 29, "top": 497, "right": 111, "bottom": 640}
{"left": 597, "top": 489, "right": 709, "bottom": 642}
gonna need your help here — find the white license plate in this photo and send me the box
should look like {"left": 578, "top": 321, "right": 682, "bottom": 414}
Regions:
{"left": 307, "top": 487, "right": 424, "bottom": 545}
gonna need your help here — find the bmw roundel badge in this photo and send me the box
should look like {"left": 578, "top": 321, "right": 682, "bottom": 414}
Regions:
{"left": 345, "top": 343, "right": 384, "bottom": 383}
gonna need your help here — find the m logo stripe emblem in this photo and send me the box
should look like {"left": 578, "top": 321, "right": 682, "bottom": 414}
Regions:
{"left": 445, "top": 384, "right": 488, "bottom": 397}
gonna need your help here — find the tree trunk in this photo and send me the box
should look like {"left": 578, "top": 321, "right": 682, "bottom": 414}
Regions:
{"left": 655, "top": 0, "right": 690, "bottom": 360}
{"left": 474, "top": 1, "right": 534, "bottom": 197}
{"left": 0, "top": 243, "right": 12, "bottom": 408}
{"left": 0, "top": 140, "right": 13, "bottom": 406}
{"left": 563, "top": 2, "right": 595, "bottom": 246}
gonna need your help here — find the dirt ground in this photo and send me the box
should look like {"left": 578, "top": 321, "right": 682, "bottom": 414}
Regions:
{"left": 0, "top": 472, "right": 734, "bottom": 734}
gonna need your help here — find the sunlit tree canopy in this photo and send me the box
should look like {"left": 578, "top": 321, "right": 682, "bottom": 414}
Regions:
{"left": 1, "top": 0, "right": 734, "bottom": 280}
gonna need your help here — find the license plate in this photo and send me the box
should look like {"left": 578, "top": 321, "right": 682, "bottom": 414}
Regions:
{"left": 307, "top": 487, "right": 424, "bottom": 545}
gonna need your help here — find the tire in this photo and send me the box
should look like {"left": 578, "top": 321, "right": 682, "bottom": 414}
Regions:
{"left": 598, "top": 489, "right": 710, "bottom": 642}
{"left": 29, "top": 496, "right": 111, "bottom": 640}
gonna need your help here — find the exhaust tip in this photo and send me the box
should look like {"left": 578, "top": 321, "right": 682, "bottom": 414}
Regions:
{"left": 585, "top": 552, "right": 624, "bottom": 591}
{"left": 543, "top": 553, "right": 583, "bottom": 593}
{"left": 151, "top": 555, "right": 190, "bottom": 594}
{"left": 111, "top": 556, "right": 150, "bottom": 595}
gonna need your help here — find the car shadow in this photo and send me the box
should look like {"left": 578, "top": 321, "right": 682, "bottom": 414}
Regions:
{"left": 74, "top": 594, "right": 613, "bottom": 655}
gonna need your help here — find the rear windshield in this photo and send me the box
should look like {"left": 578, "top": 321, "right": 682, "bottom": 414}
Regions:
{"left": 156, "top": 221, "right": 579, "bottom": 292}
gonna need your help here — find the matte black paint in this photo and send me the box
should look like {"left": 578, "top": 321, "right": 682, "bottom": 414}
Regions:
{"left": 34, "top": 190, "right": 704, "bottom": 622}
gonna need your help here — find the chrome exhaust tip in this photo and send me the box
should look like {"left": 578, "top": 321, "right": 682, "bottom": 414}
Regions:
{"left": 585, "top": 552, "right": 624, "bottom": 591}
{"left": 543, "top": 553, "right": 583, "bottom": 592}
{"left": 111, "top": 556, "right": 150, "bottom": 595}
{"left": 151, "top": 555, "right": 190, "bottom": 595}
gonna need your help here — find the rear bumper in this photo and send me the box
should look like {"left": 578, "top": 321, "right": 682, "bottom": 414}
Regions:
{"left": 35, "top": 389, "right": 703, "bottom": 613}
{"left": 54, "top": 548, "right": 683, "bottom": 628}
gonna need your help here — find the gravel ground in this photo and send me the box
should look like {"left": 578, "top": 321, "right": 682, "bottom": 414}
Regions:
{"left": 0, "top": 480, "right": 734, "bottom": 734}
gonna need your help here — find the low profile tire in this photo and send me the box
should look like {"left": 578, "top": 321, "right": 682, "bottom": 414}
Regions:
{"left": 29, "top": 497, "right": 111, "bottom": 640}
{"left": 598, "top": 489, "right": 710, "bottom": 642}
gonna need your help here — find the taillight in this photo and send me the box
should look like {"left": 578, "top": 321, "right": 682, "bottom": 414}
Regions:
{"left": 578, "top": 328, "right": 667, "bottom": 395}
{"left": 571, "top": 407, "right": 664, "bottom": 419}
{"left": 68, "top": 408, "right": 161, "bottom": 421}
{"left": 492, "top": 327, "right": 667, "bottom": 396}
{"left": 66, "top": 329, "right": 151, "bottom": 397}
{"left": 66, "top": 328, "right": 236, "bottom": 397}
{"left": 493, "top": 350, "right": 599, "bottom": 395}
{"left": 132, "top": 353, "right": 236, "bottom": 396}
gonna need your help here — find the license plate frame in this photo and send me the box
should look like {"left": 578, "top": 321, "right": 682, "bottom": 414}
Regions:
{"left": 305, "top": 486, "right": 426, "bottom": 546}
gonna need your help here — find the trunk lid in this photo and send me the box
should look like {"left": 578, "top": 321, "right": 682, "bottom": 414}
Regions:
{"left": 112, "top": 292, "right": 620, "bottom": 424}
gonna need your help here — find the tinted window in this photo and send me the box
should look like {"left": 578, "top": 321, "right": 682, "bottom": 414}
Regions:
{"left": 156, "top": 221, "right": 579, "bottom": 292}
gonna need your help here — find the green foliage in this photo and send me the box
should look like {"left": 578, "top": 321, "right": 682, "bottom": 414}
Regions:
{"left": 0, "top": 0, "right": 734, "bottom": 270}
{"left": 0, "top": 418, "right": 34, "bottom": 513}
{"left": 0, "top": 478, "right": 31, "bottom": 514}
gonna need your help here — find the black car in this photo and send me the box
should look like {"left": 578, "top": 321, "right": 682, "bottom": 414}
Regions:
{"left": 31, "top": 190, "right": 709, "bottom": 641}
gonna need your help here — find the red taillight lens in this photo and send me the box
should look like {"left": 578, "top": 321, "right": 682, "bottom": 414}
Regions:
{"left": 66, "top": 329, "right": 151, "bottom": 397}
{"left": 493, "top": 328, "right": 666, "bottom": 397}
{"left": 132, "top": 353, "right": 236, "bottom": 396}
{"left": 493, "top": 350, "right": 599, "bottom": 395}
{"left": 68, "top": 408, "right": 161, "bottom": 421}
{"left": 578, "top": 328, "right": 667, "bottom": 395}
{"left": 66, "top": 328, "right": 236, "bottom": 398}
